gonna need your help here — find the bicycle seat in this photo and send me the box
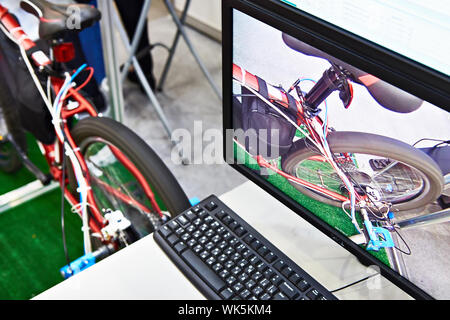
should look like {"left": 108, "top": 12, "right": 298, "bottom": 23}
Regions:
{"left": 282, "top": 33, "right": 423, "bottom": 113}
{"left": 20, "top": 0, "right": 101, "bottom": 40}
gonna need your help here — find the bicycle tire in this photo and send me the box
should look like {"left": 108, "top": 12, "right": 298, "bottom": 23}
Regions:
{"left": 0, "top": 76, "right": 26, "bottom": 173}
{"left": 281, "top": 131, "right": 444, "bottom": 212}
{"left": 68, "top": 116, "right": 191, "bottom": 239}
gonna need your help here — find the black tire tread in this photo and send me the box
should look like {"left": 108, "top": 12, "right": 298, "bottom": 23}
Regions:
{"left": 70, "top": 116, "right": 191, "bottom": 217}
{"left": 281, "top": 131, "right": 444, "bottom": 211}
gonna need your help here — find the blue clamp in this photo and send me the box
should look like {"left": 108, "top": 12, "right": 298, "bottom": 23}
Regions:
{"left": 189, "top": 197, "right": 201, "bottom": 206}
{"left": 60, "top": 252, "right": 96, "bottom": 279}
{"left": 364, "top": 220, "right": 395, "bottom": 251}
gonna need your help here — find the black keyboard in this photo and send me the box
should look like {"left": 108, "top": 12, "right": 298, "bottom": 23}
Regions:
{"left": 154, "top": 195, "right": 337, "bottom": 300}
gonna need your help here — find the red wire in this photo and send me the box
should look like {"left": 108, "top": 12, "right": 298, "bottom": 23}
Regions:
{"left": 63, "top": 67, "right": 94, "bottom": 101}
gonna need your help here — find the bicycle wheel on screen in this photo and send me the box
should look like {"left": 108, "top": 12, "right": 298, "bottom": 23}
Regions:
{"left": 68, "top": 116, "right": 191, "bottom": 246}
{"left": 281, "top": 131, "right": 444, "bottom": 215}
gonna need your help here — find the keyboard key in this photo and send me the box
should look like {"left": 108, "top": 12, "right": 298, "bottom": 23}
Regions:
{"left": 167, "top": 220, "right": 179, "bottom": 231}
{"left": 270, "top": 274, "right": 283, "bottom": 286}
{"left": 215, "top": 210, "right": 227, "bottom": 219}
{"left": 252, "top": 286, "right": 264, "bottom": 297}
{"left": 249, "top": 256, "right": 261, "bottom": 266}
{"left": 231, "top": 266, "right": 242, "bottom": 276}
{"left": 158, "top": 225, "right": 172, "bottom": 238}
{"left": 273, "top": 260, "right": 287, "bottom": 271}
{"left": 264, "top": 252, "right": 278, "bottom": 263}
{"left": 260, "top": 293, "right": 271, "bottom": 300}
{"left": 259, "top": 278, "right": 270, "bottom": 288}
{"left": 212, "top": 263, "right": 223, "bottom": 273}
{"left": 181, "top": 233, "right": 191, "bottom": 242}
{"left": 226, "top": 276, "right": 237, "bottom": 286}
{"left": 177, "top": 215, "right": 189, "bottom": 226}
{"left": 237, "top": 259, "right": 248, "bottom": 268}
{"left": 243, "top": 234, "right": 255, "bottom": 244}
{"left": 204, "top": 201, "right": 218, "bottom": 211}
{"left": 257, "top": 246, "right": 269, "bottom": 256}
{"left": 206, "top": 256, "right": 216, "bottom": 266}
{"left": 251, "top": 272, "right": 263, "bottom": 282}
{"left": 211, "top": 248, "right": 221, "bottom": 257}
{"left": 266, "top": 284, "right": 278, "bottom": 295}
{"left": 240, "top": 289, "right": 251, "bottom": 299}
{"left": 229, "top": 221, "right": 239, "bottom": 230}
{"left": 167, "top": 234, "right": 179, "bottom": 246}
{"left": 233, "top": 283, "right": 244, "bottom": 293}
{"left": 219, "top": 269, "right": 230, "bottom": 279}
{"left": 185, "top": 210, "right": 196, "bottom": 221}
{"left": 224, "top": 260, "right": 235, "bottom": 269}
{"left": 281, "top": 267, "right": 294, "bottom": 278}
{"left": 289, "top": 274, "right": 301, "bottom": 285}
{"left": 199, "top": 251, "right": 209, "bottom": 260}
{"left": 273, "top": 292, "right": 289, "bottom": 300}
{"left": 263, "top": 268, "right": 275, "bottom": 279}
{"left": 174, "top": 242, "right": 187, "bottom": 254}
{"left": 250, "top": 240, "right": 263, "bottom": 251}
{"left": 222, "top": 215, "right": 233, "bottom": 225}
{"left": 235, "top": 226, "right": 247, "bottom": 237}
{"left": 245, "top": 279, "right": 257, "bottom": 290}
{"left": 181, "top": 249, "right": 225, "bottom": 292}
{"left": 279, "top": 282, "right": 299, "bottom": 299}
{"left": 256, "top": 262, "right": 268, "bottom": 273}
{"left": 296, "top": 279, "right": 311, "bottom": 292}
{"left": 220, "top": 288, "right": 234, "bottom": 299}
{"left": 306, "top": 289, "right": 321, "bottom": 300}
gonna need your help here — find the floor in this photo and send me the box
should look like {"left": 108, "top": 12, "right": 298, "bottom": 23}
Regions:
{"left": 109, "top": 2, "right": 449, "bottom": 299}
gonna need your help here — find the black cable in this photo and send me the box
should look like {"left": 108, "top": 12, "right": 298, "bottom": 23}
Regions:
{"left": 330, "top": 273, "right": 379, "bottom": 293}
{"left": 412, "top": 138, "right": 450, "bottom": 147}
{"left": 393, "top": 227, "right": 412, "bottom": 256}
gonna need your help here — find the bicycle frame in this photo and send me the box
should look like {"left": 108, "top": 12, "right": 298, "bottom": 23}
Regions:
{"left": 232, "top": 63, "right": 355, "bottom": 204}
{"left": 0, "top": 4, "right": 162, "bottom": 242}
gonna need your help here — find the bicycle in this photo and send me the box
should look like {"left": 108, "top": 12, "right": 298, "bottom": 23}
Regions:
{"left": 0, "top": 0, "right": 191, "bottom": 274}
{"left": 232, "top": 33, "right": 448, "bottom": 253}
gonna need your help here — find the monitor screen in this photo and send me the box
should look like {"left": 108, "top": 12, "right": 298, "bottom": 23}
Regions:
{"left": 226, "top": 2, "right": 449, "bottom": 299}
{"left": 275, "top": 0, "right": 450, "bottom": 76}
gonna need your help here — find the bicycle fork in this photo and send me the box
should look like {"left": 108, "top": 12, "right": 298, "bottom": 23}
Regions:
{"left": 7, "top": 134, "right": 52, "bottom": 185}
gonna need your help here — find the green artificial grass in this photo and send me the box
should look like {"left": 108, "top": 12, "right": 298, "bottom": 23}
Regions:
{"left": 0, "top": 135, "right": 84, "bottom": 300}
{"left": 234, "top": 141, "right": 390, "bottom": 267}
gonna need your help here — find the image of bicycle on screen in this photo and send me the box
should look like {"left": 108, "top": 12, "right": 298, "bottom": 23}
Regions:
{"left": 231, "top": 33, "right": 449, "bottom": 256}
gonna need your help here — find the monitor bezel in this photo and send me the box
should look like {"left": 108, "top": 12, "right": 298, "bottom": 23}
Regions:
{"left": 222, "top": 0, "right": 448, "bottom": 300}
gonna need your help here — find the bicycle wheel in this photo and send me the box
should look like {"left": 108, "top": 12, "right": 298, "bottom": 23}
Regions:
{"left": 68, "top": 116, "right": 191, "bottom": 245}
{"left": 281, "top": 131, "right": 444, "bottom": 212}
{"left": 0, "top": 78, "right": 26, "bottom": 173}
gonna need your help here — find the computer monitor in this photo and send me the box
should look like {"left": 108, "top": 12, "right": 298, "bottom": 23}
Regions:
{"left": 222, "top": 0, "right": 450, "bottom": 299}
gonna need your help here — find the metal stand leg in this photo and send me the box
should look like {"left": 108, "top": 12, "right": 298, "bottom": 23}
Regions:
{"left": 396, "top": 208, "right": 450, "bottom": 230}
{"left": 158, "top": 0, "right": 222, "bottom": 100}
{"left": 0, "top": 180, "right": 59, "bottom": 215}
{"left": 111, "top": 4, "right": 189, "bottom": 164}
{"left": 97, "top": 0, "right": 125, "bottom": 122}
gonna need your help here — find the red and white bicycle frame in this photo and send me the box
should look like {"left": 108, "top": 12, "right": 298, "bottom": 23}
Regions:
{"left": 0, "top": 5, "right": 162, "bottom": 243}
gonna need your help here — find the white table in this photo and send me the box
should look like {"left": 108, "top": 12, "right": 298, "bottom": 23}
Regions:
{"left": 35, "top": 181, "right": 412, "bottom": 300}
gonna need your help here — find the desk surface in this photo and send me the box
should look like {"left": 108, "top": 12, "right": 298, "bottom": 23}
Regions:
{"left": 35, "top": 181, "right": 412, "bottom": 300}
